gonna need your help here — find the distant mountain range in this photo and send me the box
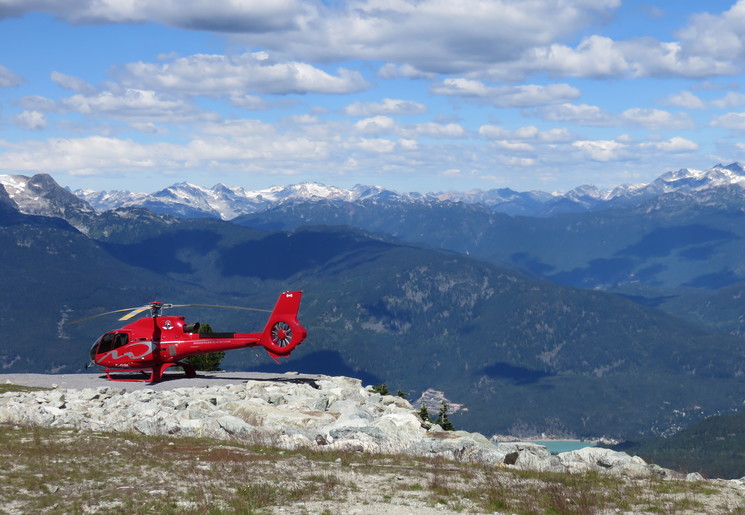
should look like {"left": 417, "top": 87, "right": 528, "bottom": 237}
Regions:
{"left": 75, "top": 181, "right": 426, "bottom": 220}
{"left": 58, "top": 162, "right": 745, "bottom": 219}
{"left": 224, "top": 165, "right": 745, "bottom": 320}
{"left": 5, "top": 162, "right": 745, "bottom": 313}
{"left": 3, "top": 165, "right": 745, "bottom": 440}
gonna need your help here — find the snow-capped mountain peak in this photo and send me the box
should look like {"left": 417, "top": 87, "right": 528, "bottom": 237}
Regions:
{"left": 279, "top": 182, "right": 352, "bottom": 201}
{"left": 154, "top": 182, "right": 210, "bottom": 200}
{"left": 0, "top": 173, "right": 95, "bottom": 230}
{"left": 565, "top": 184, "right": 611, "bottom": 201}
{"left": 719, "top": 162, "right": 745, "bottom": 174}
{"left": 647, "top": 162, "right": 745, "bottom": 196}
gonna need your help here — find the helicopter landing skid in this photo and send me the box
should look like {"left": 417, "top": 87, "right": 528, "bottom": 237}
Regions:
{"left": 103, "top": 362, "right": 197, "bottom": 383}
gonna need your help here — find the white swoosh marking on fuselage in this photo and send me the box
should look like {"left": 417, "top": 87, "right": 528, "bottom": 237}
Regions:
{"left": 101, "top": 341, "right": 156, "bottom": 362}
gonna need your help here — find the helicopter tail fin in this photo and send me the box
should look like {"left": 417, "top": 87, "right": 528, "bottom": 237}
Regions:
{"left": 259, "top": 291, "right": 306, "bottom": 359}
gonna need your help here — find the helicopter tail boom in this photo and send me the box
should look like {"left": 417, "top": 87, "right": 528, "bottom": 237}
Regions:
{"left": 258, "top": 291, "right": 306, "bottom": 359}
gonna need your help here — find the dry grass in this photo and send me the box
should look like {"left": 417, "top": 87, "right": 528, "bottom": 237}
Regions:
{"left": 1, "top": 423, "right": 743, "bottom": 514}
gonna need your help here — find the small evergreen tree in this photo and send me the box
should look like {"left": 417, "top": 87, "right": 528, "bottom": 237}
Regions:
{"left": 418, "top": 404, "right": 431, "bottom": 423}
{"left": 396, "top": 389, "right": 409, "bottom": 399}
{"left": 434, "top": 402, "right": 455, "bottom": 431}
{"left": 183, "top": 323, "right": 225, "bottom": 371}
{"left": 371, "top": 383, "right": 390, "bottom": 395}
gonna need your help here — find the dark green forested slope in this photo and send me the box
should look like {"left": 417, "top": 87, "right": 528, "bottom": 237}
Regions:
{"left": 3, "top": 206, "right": 745, "bottom": 439}
{"left": 233, "top": 196, "right": 745, "bottom": 294}
{"left": 611, "top": 412, "right": 745, "bottom": 479}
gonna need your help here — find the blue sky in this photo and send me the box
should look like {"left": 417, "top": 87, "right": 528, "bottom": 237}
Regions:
{"left": 1, "top": 1, "right": 745, "bottom": 194}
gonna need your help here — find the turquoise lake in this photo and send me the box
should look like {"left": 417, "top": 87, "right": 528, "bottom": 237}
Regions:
{"left": 529, "top": 441, "right": 596, "bottom": 454}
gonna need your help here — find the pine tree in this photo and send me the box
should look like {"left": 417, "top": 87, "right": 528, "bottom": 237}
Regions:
{"left": 418, "top": 404, "right": 431, "bottom": 423}
{"left": 435, "top": 402, "right": 455, "bottom": 431}
{"left": 371, "top": 383, "right": 390, "bottom": 395}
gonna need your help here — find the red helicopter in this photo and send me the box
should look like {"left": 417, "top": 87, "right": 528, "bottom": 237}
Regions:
{"left": 74, "top": 291, "right": 306, "bottom": 383}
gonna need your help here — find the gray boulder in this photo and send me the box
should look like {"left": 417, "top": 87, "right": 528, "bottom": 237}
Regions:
{"left": 558, "top": 447, "right": 654, "bottom": 476}
{"left": 497, "top": 442, "right": 563, "bottom": 472}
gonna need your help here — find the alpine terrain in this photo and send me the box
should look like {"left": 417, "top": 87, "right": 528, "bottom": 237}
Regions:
{"left": 2, "top": 164, "right": 745, "bottom": 441}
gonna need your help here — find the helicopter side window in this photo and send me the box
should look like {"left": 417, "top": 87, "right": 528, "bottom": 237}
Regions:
{"left": 184, "top": 322, "right": 200, "bottom": 333}
{"left": 98, "top": 333, "right": 116, "bottom": 354}
{"left": 114, "top": 333, "right": 129, "bottom": 349}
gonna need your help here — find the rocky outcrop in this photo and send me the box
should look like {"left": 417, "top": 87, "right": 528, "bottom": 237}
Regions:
{"left": 0, "top": 375, "right": 678, "bottom": 478}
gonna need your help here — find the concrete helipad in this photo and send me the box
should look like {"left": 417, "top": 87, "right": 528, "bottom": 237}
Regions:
{"left": 0, "top": 371, "right": 327, "bottom": 391}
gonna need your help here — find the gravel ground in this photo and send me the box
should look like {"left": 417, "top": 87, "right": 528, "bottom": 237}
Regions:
{"left": 0, "top": 370, "right": 326, "bottom": 391}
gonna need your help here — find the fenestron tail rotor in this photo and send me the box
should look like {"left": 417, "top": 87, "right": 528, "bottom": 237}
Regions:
{"left": 271, "top": 321, "right": 293, "bottom": 348}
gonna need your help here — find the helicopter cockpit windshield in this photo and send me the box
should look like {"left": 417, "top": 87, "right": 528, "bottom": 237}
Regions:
{"left": 89, "top": 332, "right": 129, "bottom": 360}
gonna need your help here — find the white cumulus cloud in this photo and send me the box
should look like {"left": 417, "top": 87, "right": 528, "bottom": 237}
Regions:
{"left": 431, "top": 79, "right": 580, "bottom": 107}
{"left": 1, "top": 0, "right": 622, "bottom": 77}
{"left": 116, "top": 52, "right": 370, "bottom": 96}
{"left": 639, "top": 137, "right": 698, "bottom": 152}
{"left": 711, "top": 92, "right": 745, "bottom": 109}
{"left": 355, "top": 116, "right": 396, "bottom": 134}
{"left": 51, "top": 72, "right": 96, "bottom": 94}
{"left": 711, "top": 111, "right": 745, "bottom": 130}
{"left": 530, "top": 103, "right": 615, "bottom": 126}
{"left": 676, "top": 0, "right": 745, "bottom": 62}
{"left": 14, "top": 111, "right": 47, "bottom": 130}
{"left": 61, "top": 89, "right": 211, "bottom": 124}
{"left": 572, "top": 139, "right": 627, "bottom": 161}
{"left": 344, "top": 98, "right": 427, "bottom": 117}
{"left": 479, "top": 125, "right": 572, "bottom": 142}
{"left": 0, "top": 64, "right": 23, "bottom": 87}
{"left": 620, "top": 108, "right": 693, "bottom": 130}
{"left": 665, "top": 91, "right": 706, "bottom": 109}
{"left": 403, "top": 122, "right": 466, "bottom": 139}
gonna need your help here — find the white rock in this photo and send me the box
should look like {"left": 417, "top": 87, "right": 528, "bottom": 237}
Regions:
{"left": 216, "top": 415, "right": 254, "bottom": 436}
{"left": 0, "top": 375, "right": 681, "bottom": 479}
{"left": 558, "top": 447, "right": 650, "bottom": 476}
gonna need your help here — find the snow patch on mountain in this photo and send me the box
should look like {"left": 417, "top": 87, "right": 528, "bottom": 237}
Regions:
{"left": 0, "top": 173, "right": 95, "bottom": 228}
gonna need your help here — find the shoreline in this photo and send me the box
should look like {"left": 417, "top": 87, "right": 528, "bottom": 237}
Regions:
{"left": 491, "top": 435, "right": 620, "bottom": 445}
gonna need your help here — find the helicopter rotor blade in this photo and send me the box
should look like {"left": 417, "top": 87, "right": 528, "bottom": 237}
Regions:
{"left": 66, "top": 302, "right": 272, "bottom": 325}
{"left": 65, "top": 305, "right": 150, "bottom": 325}
{"left": 168, "top": 304, "right": 272, "bottom": 313}
{"left": 118, "top": 308, "right": 148, "bottom": 321}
